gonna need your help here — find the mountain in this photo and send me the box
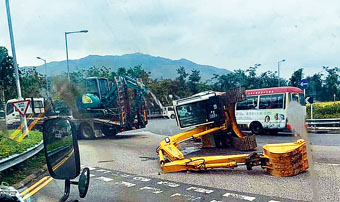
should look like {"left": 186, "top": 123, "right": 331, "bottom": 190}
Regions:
{"left": 25, "top": 53, "right": 231, "bottom": 80}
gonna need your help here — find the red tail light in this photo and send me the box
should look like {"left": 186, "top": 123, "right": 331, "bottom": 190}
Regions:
{"left": 286, "top": 123, "right": 292, "bottom": 130}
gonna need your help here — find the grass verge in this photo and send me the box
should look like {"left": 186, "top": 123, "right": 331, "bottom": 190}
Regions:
{"left": 0, "top": 130, "right": 43, "bottom": 159}
{"left": 0, "top": 151, "right": 46, "bottom": 185}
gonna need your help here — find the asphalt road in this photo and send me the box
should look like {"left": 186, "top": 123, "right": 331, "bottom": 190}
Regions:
{"left": 31, "top": 118, "right": 340, "bottom": 202}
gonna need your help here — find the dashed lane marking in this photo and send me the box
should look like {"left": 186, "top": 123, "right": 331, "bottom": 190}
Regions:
{"left": 133, "top": 176, "right": 151, "bottom": 182}
{"left": 187, "top": 186, "right": 214, "bottom": 194}
{"left": 171, "top": 193, "right": 201, "bottom": 201}
{"left": 96, "top": 176, "right": 114, "bottom": 182}
{"left": 157, "top": 181, "right": 180, "bottom": 188}
{"left": 117, "top": 181, "right": 137, "bottom": 188}
{"left": 223, "top": 193, "right": 256, "bottom": 201}
{"left": 140, "top": 186, "right": 163, "bottom": 194}
{"left": 89, "top": 167, "right": 302, "bottom": 202}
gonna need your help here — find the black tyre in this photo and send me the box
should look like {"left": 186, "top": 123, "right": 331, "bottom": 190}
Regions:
{"left": 80, "top": 123, "right": 95, "bottom": 140}
{"left": 102, "top": 126, "right": 117, "bottom": 137}
{"left": 170, "top": 114, "right": 176, "bottom": 119}
{"left": 250, "top": 122, "right": 263, "bottom": 135}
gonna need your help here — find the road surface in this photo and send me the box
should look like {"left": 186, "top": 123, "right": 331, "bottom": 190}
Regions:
{"left": 31, "top": 118, "right": 340, "bottom": 202}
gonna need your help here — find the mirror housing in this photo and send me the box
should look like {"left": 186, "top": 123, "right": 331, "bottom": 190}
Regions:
{"left": 43, "top": 118, "right": 80, "bottom": 179}
{"left": 43, "top": 117, "right": 90, "bottom": 202}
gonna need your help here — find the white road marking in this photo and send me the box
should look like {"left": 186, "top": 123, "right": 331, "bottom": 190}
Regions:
{"left": 97, "top": 176, "right": 114, "bottom": 182}
{"left": 223, "top": 193, "right": 256, "bottom": 201}
{"left": 90, "top": 174, "right": 95, "bottom": 177}
{"left": 87, "top": 167, "right": 97, "bottom": 170}
{"left": 121, "top": 174, "right": 131, "bottom": 178}
{"left": 157, "top": 181, "right": 180, "bottom": 188}
{"left": 96, "top": 169, "right": 109, "bottom": 172}
{"left": 171, "top": 193, "right": 181, "bottom": 197}
{"left": 170, "top": 193, "right": 201, "bottom": 201}
{"left": 116, "top": 181, "right": 136, "bottom": 188}
{"left": 210, "top": 200, "right": 221, "bottom": 202}
{"left": 103, "top": 171, "right": 111, "bottom": 173}
{"left": 268, "top": 200, "right": 281, "bottom": 202}
{"left": 139, "top": 186, "right": 163, "bottom": 194}
{"left": 327, "top": 163, "right": 340, "bottom": 166}
{"left": 187, "top": 186, "right": 214, "bottom": 194}
{"left": 133, "top": 176, "right": 151, "bottom": 182}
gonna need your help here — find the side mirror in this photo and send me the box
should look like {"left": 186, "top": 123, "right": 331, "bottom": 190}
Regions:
{"left": 43, "top": 118, "right": 90, "bottom": 202}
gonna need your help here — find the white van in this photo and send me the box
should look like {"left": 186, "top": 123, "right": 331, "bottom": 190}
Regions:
{"left": 163, "top": 106, "right": 176, "bottom": 119}
{"left": 5, "top": 98, "right": 45, "bottom": 128}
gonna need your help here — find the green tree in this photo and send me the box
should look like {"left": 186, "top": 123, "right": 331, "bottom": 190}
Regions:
{"left": 20, "top": 67, "right": 46, "bottom": 98}
{"left": 187, "top": 69, "right": 201, "bottom": 94}
{"left": 0, "top": 46, "right": 16, "bottom": 101}
{"left": 306, "top": 73, "right": 323, "bottom": 101}
{"left": 289, "top": 68, "right": 303, "bottom": 87}
{"left": 322, "top": 66, "right": 339, "bottom": 101}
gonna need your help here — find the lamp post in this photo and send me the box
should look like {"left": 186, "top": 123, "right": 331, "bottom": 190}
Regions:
{"left": 36, "top": 57, "right": 48, "bottom": 93}
{"left": 5, "top": 0, "right": 28, "bottom": 136}
{"left": 277, "top": 59, "right": 286, "bottom": 87}
{"left": 65, "top": 30, "right": 88, "bottom": 82}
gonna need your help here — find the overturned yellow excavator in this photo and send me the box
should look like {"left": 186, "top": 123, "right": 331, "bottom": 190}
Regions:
{"left": 157, "top": 89, "right": 308, "bottom": 177}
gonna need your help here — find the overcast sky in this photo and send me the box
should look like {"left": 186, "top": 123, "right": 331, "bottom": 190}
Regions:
{"left": 1, "top": 0, "right": 340, "bottom": 78}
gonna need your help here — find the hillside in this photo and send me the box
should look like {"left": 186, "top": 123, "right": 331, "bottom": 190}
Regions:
{"left": 25, "top": 53, "right": 230, "bottom": 80}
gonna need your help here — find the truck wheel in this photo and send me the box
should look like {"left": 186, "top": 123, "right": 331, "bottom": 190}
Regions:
{"left": 80, "top": 123, "right": 95, "bottom": 140}
{"left": 250, "top": 122, "right": 263, "bottom": 135}
{"left": 102, "top": 126, "right": 117, "bottom": 138}
{"left": 170, "top": 114, "right": 175, "bottom": 119}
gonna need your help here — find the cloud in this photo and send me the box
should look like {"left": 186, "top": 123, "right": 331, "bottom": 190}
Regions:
{"left": 1, "top": 0, "right": 340, "bottom": 78}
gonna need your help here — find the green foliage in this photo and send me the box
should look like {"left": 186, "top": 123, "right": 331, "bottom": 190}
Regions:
{"left": 0, "top": 151, "right": 46, "bottom": 185}
{"left": 306, "top": 103, "right": 340, "bottom": 119}
{"left": 0, "top": 47, "right": 17, "bottom": 100}
{"left": 0, "top": 130, "right": 43, "bottom": 159}
{"left": 20, "top": 67, "right": 46, "bottom": 98}
{"left": 289, "top": 68, "right": 303, "bottom": 87}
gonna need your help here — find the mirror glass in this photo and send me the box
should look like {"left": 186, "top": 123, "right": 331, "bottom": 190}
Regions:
{"left": 43, "top": 118, "right": 80, "bottom": 179}
{"left": 78, "top": 167, "right": 90, "bottom": 198}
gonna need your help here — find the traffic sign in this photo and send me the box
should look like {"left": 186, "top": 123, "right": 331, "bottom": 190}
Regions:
{"left": 305, "top": 96, "right": 314, "bottom": 104}
{"left": 11, "top": 100, "right": 30, "bottom": 117}
{"left": 299, "top": 79, "right": 309, "bottom": 90}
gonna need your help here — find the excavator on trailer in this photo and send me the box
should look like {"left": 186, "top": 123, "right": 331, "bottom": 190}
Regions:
{"left": 157, "top": 88, "right": 309, "bottom": 177}
{"left": 73, "top": 75, "right": 148, "bottom": 139}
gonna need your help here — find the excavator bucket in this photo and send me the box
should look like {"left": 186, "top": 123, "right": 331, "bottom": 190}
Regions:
{"left": 262, "top": 139, "right": 308, "bottom": 177}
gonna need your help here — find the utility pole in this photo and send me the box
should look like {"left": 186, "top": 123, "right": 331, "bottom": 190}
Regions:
{"left": 277, "top": 59, "right": 286, "bottom": 87}
{"left": 5, "top": 0, "right": 29, "bottom": 136}
{"left": 65, "top": 30, "right": 88, "bottom": 82}
{"left": 37, "top": 57, "right": 48, "bottom": 93}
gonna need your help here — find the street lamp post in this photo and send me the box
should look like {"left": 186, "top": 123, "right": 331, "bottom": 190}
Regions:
{"left": 277, "top": 59, "right": 286, "bottom": 87}
{"left": 65, "top": 30, "right": 88, "bottom": 82}
{"left": 37, "top": 57, "right": 48, "bottom": 93}
{"left": 5, "top": 0, "right": 29, "bottom": 136}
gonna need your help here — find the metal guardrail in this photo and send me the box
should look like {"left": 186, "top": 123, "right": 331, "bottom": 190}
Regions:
{"left": 0, "top": 141, "right": 44, "bottom": 172}
{"left": 306, "top": 118, "right": 340, "bottom": 131}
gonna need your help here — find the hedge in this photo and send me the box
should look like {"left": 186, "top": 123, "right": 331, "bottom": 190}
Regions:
{"left": 0, "top": 130, "right": 43, "bottom": 159}
{"left": 306, "top": 101, "right": 340, "bottom": 119}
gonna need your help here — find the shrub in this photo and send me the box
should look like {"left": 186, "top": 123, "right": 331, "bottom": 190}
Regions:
{"left": 306, "top": 102, "right": 340, "bottom": 119}
{"left": 0, "top": 130, "right": 43, "bottom": 159}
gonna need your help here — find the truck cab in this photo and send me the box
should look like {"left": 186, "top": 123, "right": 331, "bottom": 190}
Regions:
{"left": 5, "top": 98, "right": 45, "bottom": 128}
